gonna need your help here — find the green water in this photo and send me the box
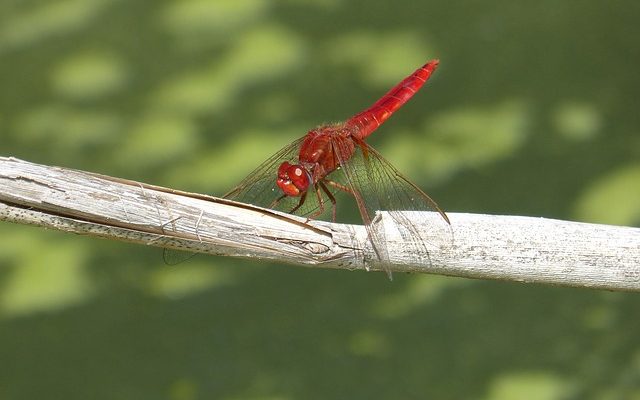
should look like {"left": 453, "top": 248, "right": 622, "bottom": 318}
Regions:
{"left": 1, "top": 1, "right": 639, "bottom": 399}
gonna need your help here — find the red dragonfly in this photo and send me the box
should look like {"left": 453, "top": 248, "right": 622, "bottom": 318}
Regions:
{"left": 225, "top": 59, "right": 449, "bottom": 275}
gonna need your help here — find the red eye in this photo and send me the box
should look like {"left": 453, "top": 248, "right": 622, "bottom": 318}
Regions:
{"left": 277, "top": 162, "right": 310, "bottom": 196}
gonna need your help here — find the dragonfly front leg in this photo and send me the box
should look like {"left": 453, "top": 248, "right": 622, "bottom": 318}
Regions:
{"left": 288, "top": 191, "right": 308, "bottom": 215}
{"left": 269, "top": 193, "right": 287, "bottom": 209}
{"left": 269, "top": 191, "right": 309, "bottom": 216}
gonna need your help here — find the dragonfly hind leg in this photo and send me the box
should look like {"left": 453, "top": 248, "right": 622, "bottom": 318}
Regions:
{"left": 324, "top": 179, "right": 353, "bottom": 195}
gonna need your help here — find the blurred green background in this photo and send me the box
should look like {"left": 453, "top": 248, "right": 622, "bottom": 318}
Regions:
{"left": 1, "top": 0, "right": 640, "bottom": 399}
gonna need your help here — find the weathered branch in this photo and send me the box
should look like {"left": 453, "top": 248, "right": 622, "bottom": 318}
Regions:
{"left": 0, "top": 156, "right": 638, "bottom": 291}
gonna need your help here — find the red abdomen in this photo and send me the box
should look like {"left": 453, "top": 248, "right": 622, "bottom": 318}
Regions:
{"left": 347, "top": 60, "right": 439, "bottom": 139}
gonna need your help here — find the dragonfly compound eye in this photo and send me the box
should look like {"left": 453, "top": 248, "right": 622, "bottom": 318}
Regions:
{"left": 277, "top": 162, "right": 310, "bottom": 196}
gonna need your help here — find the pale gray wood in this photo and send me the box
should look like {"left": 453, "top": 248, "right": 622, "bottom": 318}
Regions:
{"left": 1, "top": 156, "right": 639, "bottom": 291}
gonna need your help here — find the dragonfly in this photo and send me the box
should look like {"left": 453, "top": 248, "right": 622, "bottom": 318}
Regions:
{"left": 224, "top": 59, "right": 450, "bottom": 277}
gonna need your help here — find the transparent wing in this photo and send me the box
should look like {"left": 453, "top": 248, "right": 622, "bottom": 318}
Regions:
{"left": 223, "top": 136, "right": 304, "bottom": 204}
{"left": 224, "top": 136, "right": 338, "bottom": 219}
{"left": 164, "top": 136, "right": 326, "bottom": 266}
{"left": 332, "top": 139, "right": 450, "bottom": 277}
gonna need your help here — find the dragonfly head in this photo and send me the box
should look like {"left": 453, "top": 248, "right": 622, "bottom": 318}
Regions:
{"left": 277, "top": 161, "right": 311, "bottom": 196}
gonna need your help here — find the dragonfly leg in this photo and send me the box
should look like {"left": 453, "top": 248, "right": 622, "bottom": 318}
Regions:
{"left": 269, "top": 193, "right": 287, "bottom": 209}
{"left": 317, "top": 180, "right": 337, "bottom": 222}
{"left": 324, "top": 179, "right": 353, "bottom": 195}
{"left": 288, "top": 191, "right": 308, "bottom": 215}
{"left": 306, "top": 183, "right": 327, "bottom": 220}
{"left": 269, "top": 192, "right": 310, "bottom": 217}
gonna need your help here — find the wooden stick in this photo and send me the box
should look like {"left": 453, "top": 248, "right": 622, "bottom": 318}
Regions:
{"left": 1, "top": 156, "right": 638, "bottom": 291}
